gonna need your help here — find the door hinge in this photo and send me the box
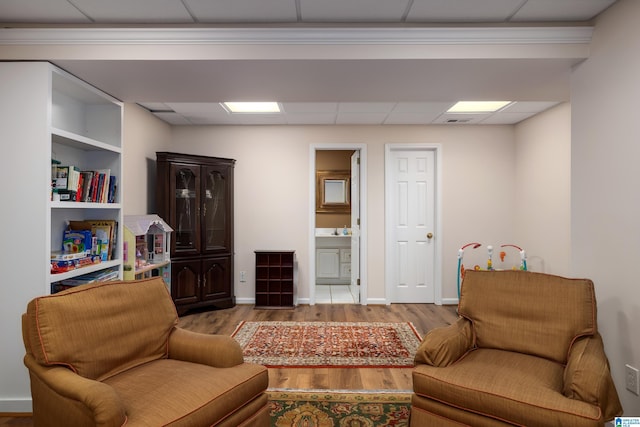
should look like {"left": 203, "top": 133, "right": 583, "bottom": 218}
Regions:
{"left": 357, "top": 218, "right": 360, "bottom": 226}
{"left": 357, "top": 278, "right": 360, "bottom": 286}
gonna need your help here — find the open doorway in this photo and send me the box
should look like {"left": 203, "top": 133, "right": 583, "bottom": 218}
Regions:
{"left": 309, "top": 144, "right": 367, "bottom": 305}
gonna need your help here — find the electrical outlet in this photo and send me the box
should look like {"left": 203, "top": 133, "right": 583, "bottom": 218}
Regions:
{"left": 240, "top": 271, "right": 247, "bottom": 282}
{"left": 626, "top": 364, "right": 639, "bottom": 395}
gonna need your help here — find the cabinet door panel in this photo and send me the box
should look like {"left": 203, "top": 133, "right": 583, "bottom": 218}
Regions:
{"left": 170, "top": 163, "right": 201, "bottom": 256}
{"left": 201, "top": 256, "right": 230, "bottom": 301}
{"left": 171, "top": 259, "right": 200, "bottom": 305}
{"left": 316, "top": 249, "right": 340, "bottom": 278}
{"left": 202, "top": 165, "right": 231, "bottom": 254}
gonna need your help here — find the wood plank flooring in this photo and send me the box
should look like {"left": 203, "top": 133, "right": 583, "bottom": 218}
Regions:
{"left": 0, "top": 303, "right": 458, "bottom": 424}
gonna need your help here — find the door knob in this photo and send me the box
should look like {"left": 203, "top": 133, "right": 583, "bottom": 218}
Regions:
{"left": 427, "top": 233, "right": 433, "bottom": 239}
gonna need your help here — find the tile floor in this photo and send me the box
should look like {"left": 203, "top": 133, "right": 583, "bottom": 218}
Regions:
{"left": 315, "top": 284, "right": 357, "bottom": 304}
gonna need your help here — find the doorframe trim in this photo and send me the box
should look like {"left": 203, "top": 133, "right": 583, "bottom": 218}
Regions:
{"left": 308, "top": 143, "right": 368, "bottom": 305}
{"left": 384, "top": 143, "right": 443, "bottom": 305}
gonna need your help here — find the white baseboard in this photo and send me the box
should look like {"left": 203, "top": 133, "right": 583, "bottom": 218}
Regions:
{"left": 364, "top": 298, "right": 388, "bottom": 305}
{"left": 0, "top": 397, "right": 32, "bottom": 413}
{"left": 441, "top": 298, "right": 459, "bottom": 306}
{"left": 235, "top": 297, "right": 255, "bottom": 305}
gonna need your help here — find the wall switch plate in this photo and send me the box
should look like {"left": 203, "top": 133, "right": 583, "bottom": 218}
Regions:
{"left": 240, "top": 271, "right": 247, "bottom": 282}
{"left": 626, "top": 364, "right": 639, "bottom": 395}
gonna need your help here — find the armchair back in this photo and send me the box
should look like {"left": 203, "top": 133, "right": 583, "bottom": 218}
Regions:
{"left": 458, "top": 270, "right": 596, "bottom": 364}
{"left": 23, "top": 277, "right": 178, "bottom": 381}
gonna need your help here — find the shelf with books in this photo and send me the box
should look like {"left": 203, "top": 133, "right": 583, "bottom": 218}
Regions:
{"left": 46, "top": 65, "right": 124, "bottom": 290}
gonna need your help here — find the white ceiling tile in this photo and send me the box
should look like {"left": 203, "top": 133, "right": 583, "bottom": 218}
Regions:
{"left": 406, "top": 0, "right": 523, "bottom": 22}
{"left": 503, "top": 101, "right": 560, "bottom": 113}
{"left": 71, "top": 0, "right": 193, "bottom": 23}
{"left": 392, "top": 102, "right": 456, "bottom": 113}
{"left": 166, "top": 102, "right": 227, "bottom": 114}
{"left": 481, "top": 112, "right": 536, "bottom": 124}
{"left": 138, "top": 102, "right": 172, "bottom": 112}
{"left": 152, "top": 113, "right": 193, "bottom": 125}
{"left": 511, "top": 0, "right": 617, "bottom": 22}
{"left": 282, "top": 103, "right": 338, "bottom": 113}
{"left": 0, "top": 0, "right": 92, "bottom": 23}
{"left": 300, "top": 0, "right": 411, "bottom": 22}
{"left": 384, "top": 112, "right": 441, "bottom": 125}
{"left": 336, "top": 113, "right": 389, "bottom": 124}
{"left": 338, "top": 103, "right": 396, "bottom": 113}
{"left": 286, "top": 113, "right": 338, "bottom": 125}
{"left": 185, "top": 0, "right": 298, "bottom": 23}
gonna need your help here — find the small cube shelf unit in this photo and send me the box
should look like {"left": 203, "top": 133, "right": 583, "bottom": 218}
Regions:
{"left": 255, "top": 251, "right": 295, "bottom": 309}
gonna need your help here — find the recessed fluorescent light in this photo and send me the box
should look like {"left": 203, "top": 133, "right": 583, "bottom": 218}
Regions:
{"left": 447, "top": 101, "right": 512, "bottom": 113}
{"left": 221, "top": 102, "right": 281, "bottom": 113}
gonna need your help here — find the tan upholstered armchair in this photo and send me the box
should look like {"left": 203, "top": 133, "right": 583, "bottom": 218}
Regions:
{"left": 411, "top": 270, "right": 622, "bottom": 427}
{"left": 22, "top": 277, "right": 269, "bottom": 427}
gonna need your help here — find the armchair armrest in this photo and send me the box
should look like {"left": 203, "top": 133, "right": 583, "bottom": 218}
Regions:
{"left": 168, "top": 327, "right": 244, "bottom": 368}
{"left": 563, "top": 333, "right": 622, "bottom": 421}
{"left": 24, "top": 355, "right": 126, "bottom": 427}
{"left": 414, "top": 317, "right": 473, "bottom": 367}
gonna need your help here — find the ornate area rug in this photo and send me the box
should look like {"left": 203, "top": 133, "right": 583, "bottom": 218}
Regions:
{"left": 232, "top": 321, "right": 422, "bottom": 368}
{"left": 268, "top": 389, "right": 411, "bottom": 427}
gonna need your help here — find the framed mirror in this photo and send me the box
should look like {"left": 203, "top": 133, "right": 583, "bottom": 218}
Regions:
{"left": 316, "top": 170, "right": 350, "bottom": 213}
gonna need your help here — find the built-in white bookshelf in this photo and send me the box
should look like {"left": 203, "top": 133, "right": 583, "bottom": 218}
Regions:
{"left": 48, "top": 65, "right": 123, "bottom": 289}
{"left": 0, "top": 61, "right": 123, "bottom": 410}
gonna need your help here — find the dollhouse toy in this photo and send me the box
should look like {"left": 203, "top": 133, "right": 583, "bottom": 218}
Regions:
{"left": 123, "top": 214, "right": 172, "bottom": 286}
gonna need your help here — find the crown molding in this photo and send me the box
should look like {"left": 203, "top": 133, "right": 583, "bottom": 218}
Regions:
{"left": 0, "top": 26, "right": 593, "bottom": 46}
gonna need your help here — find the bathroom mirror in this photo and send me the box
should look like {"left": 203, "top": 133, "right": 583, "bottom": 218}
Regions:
{"left": 316, "top": 170, "right": 350, "bottom": 213}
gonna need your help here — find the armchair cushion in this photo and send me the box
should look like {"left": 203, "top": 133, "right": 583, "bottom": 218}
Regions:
{"left": 458, "top": 270, "right": 596, "bottom": 364}
{"left": 413, "top": 348, "right": 603, "bottom": 426}
{"left": 25, "top": 277, "right": 177, "bottom": 381}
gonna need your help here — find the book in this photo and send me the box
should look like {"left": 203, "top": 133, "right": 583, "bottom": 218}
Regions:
{"left": 80, "top": 171, "right": 94, "bottom": 202}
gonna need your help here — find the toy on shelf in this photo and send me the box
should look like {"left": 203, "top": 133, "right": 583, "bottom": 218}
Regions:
{"left": 457, "top": 242, "right": 528, "bottom": 298}
{"left": 123, "top": 214, "right": 173, "bottom": 285}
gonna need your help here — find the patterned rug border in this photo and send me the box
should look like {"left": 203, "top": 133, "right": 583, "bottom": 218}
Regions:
{"left": 267, "top": 388, "right": 413, "bottom": 402}
{"left": 232, "top": 321, "right": 422, "bottom": 368}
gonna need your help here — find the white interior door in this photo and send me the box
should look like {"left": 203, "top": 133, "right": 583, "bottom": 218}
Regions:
{"left": 350, "top": 151, "right": 360, "bottom": 302}
{"left": 386, "top": 147, "right": 436, "bottom": 303}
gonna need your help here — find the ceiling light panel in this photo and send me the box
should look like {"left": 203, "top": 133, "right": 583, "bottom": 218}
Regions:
{"left": 222, "top": 102, "right": 281, "bottom": 113}
{"left": 447, "top": 101, "right": 512, "bottom": 113}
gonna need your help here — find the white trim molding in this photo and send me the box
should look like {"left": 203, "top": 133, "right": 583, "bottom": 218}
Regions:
{"left": 0, "top": 26, "right": 593, "bottom": 46}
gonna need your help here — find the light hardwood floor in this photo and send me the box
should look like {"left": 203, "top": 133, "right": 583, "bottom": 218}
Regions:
{"left": 0, "top": 303, "right": 458, "bottom": 424}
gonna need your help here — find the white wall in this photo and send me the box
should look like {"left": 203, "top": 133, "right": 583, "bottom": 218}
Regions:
{"left": 122, "top": 103, "right": 172, "bottom": 215}
{"left": 171, "top": 124, "right": 517, "bottom": 303}
{"left": 514, "top": 102, "right": 571, "bottom": 275}
{"left": 571, "top": 0, "right": 640, "bottom": 415}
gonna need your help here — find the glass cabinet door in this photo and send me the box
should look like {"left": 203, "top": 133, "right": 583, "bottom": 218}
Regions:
{"left": 202, "top": 165, "right": 229, "bottom": 253}
{"left": 171, "top": 163, "right": 201, "bottom": 255}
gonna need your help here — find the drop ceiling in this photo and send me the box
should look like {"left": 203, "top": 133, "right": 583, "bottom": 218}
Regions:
{"left": 0, "top": 0, "right": 618, "bottom": 125}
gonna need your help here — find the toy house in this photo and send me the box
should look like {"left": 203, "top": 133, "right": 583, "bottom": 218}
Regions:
{"left": 123, "top": 214, "right": 172, "bottom": 286}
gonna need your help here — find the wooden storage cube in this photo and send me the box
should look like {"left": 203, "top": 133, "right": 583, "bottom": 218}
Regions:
{"left": 254, "top": 250, "right": 295, "bottom": 309}
{"left": 256, "top": 280, "right": 269, "bottom": 293}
